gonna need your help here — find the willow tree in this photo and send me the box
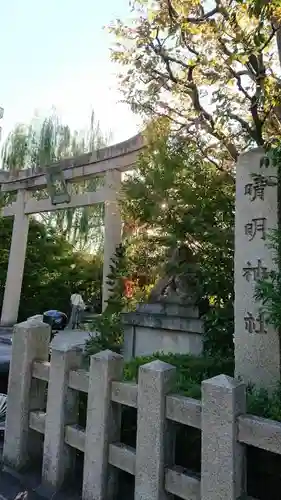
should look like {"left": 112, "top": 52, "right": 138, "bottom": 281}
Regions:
{"left": 110, "top": 0, "right": 281, "bottom": 171}
{"left": 1, "top": 111, "right": 111, "bottom": 251}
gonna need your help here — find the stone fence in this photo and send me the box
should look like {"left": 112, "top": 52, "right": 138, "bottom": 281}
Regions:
{"left": 2, "top": 320, "right": 278, "bottom": 500}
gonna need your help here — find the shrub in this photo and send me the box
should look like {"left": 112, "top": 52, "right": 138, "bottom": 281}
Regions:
{"left": 124, "top": 352, "right": 234, "bottom": 399}
{"left": 124, "top": 352, "right": 281, "bottom": 422}
{"left": 247, "top": 384, "right": 281, "bottom": 422}
{"left": 84, "top": 312, "right": 123, "bottom": 356}
{"left": 203, "top": 302, "right": 234, "bottom": 358}
{"left": 80, "top": 350, "right": 281, "bottom": 431}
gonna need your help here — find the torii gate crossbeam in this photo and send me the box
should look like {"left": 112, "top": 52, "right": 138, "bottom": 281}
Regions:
{"left": 0, "top": 134, "right": 144, "bottom": 326}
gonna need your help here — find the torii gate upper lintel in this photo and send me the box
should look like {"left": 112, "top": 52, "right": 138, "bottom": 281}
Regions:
{"left": 0, "top": 133, "right": 144, "bottom": 327}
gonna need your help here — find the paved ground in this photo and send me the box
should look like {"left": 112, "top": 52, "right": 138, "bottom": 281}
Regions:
{"left": 0, "top": 470, "right": 43, "bottom": 500}
{"left": 0, "top": 457, "right": 133, "bottom": 500}
{"left": 0, "top": 437, "right": 82, "bottom": 500}
{"left": 0, "top": 328, "right": 13, "bottom": 339}
{"left": 0, "top": 438, "right": 255, "bottom": 500}
{"left": 0, "top": 468, "right": 83, "bottom": 500}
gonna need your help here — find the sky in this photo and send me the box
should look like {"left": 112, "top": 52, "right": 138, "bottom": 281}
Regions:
{"left": 0, "top": 0, "right": 141, "bottom": 147}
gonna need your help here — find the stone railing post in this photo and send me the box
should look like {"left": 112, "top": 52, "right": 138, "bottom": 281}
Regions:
{"left": 3, "top": 319, "right": 51, "bottom": 469}
{"left": 82, "top": 350, "right": 123, "bottom": 500}
{"left": 41, "top": 339, "right": 83, "bottom": 492}
{"left": 201, "top": 374, "right": 246, "bottom": 500}
{"left": 135, "top": 360, "right": 176, "bottom": 500}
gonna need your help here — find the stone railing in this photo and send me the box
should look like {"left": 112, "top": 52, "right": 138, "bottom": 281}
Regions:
{"left": 3, "top": 320, "right": 278, "bottom": 499}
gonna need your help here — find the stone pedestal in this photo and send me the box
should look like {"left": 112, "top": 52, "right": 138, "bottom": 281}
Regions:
{"left": 123, "top": 302, "right": 203, "bottom": 360}
{"left": 235, "top": 148, "right": 281, "bottom": 391}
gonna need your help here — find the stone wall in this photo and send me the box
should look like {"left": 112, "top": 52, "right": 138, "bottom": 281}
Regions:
{"left": 4, "top": 319, "right": 281, "bottom": 499}
{"left": 122, "top": 303, "right": 204, "bottom": 360}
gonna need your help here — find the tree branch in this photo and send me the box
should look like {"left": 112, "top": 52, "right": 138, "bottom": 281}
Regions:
{"left": 152, "top": 44, "right": 239, "bottom": 159}
{"left": 166, "top": 0, "right": 218, "bottom": 24}
{"left": 228, "top": 112, "right": 256, "bottom": 140}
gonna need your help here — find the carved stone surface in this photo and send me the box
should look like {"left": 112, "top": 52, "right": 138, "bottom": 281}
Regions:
{"left": 45, "top": 165, "right": 70, "bottom": 205}
{"left": 148, "top": 245, "right": 198, "bottom": 306}
{"left": 235, "top": 147, "right": 281, "bottom": 391}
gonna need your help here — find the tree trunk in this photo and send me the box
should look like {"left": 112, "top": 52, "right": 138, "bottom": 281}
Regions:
{"left": 277, "top": 29, "right": 281, "bottom": 69}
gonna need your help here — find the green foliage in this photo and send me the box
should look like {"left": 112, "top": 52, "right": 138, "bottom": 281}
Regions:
{"left": 247, "top": 383, "right": 281, "bottom": 421}
{"left": 85, "top": 313, "right": 123, "bottom": 356}
{"left": 121, "top": 129, "right": 235, "bottom": 354}
{"left": 1, "top": 111, "right": 109, "bottom": 171}
{"left": 0, "top": 217, "right": 102, "bottom": 321}
{"left": 123, "top": 131, "right": 234, "bottom": 298}
{"left": 254, "top": 135, "right": 281, "bottom": 330}
{"left": 124, "top": 353, "right": 234, "bottom": 399}
{"left": 85, "top": 244, "right": 128, "bottom": 357}
{"left": 124, "top": 352, "right": 281, "bottom": 422}
{"left": 110, "top": 0, "right": 281, "bottom": 167}
{"left": 267, "top": 140, "right": 281, "bottom": 167}
{"left": 254, "top": 229, "right": 281, "bottom": 329}
{"left": 85, "top": 240, "right": 156, "bottom": 357}
{"left": 1, "top": 111, "right": 110, "bottom": 251}
{"left": 124, "top": 232, "right": 165, "bottom": 286}
{"left": 203, "top": 302, "right": 234, "bottom": 357}
{"left": 106, "top": 244, "right": 129, "bottom": 315}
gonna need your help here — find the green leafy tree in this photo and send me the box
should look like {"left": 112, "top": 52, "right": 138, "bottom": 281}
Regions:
{"left": 85, "top": 123, "right": 235, "bottom": 356}
{"left": 122, "top": 124, "right": 234, "bottom": 294}
{"left": 1, "top": 111, "right": 111, "bottom": 250}
{"left": 0, "top": 217, "right": 102, "bottom": 321}
{"left": 108, "top": 0, "right": 281, "bottom": 357}
{"left": 110, "top": 0, "right": 281, "bottom": 169}
{"left": 248, "top": 0, "right": 281, "bottom": 66}
{"left": 85, "top": 243, "right": 128, "bottom": 356}
{"left": 121, "top": 123, "right": 235, "bottom": 355}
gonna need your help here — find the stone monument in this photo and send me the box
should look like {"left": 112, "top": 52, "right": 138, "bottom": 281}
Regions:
{"left": 122, "top": 245, "right": 205, "bottom": 359}
{"left": 235, "top": 147, "right": 281, "bottom": 391}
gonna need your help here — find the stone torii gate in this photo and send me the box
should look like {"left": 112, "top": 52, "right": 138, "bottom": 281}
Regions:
{"left": 0, "top": 133, "right": 144, "bottom": 326}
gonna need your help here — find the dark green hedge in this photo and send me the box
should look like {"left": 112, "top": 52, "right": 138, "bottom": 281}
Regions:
{"left": 124, "top": 353, "right": 281, "bottom": 422}
{"left": 123, "top": 352, "right": 234, "bottom": 399}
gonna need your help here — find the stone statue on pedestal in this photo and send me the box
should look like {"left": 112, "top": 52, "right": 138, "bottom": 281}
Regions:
{"left": 147, "top": 244, "right": 199, "bottom": 306}
{"left": 122, "top": 243, "right": 207, "bottom": 360}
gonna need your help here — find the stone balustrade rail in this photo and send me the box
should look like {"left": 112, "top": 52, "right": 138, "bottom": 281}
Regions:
{"left": 3, "top": 319, "right": 272, "bottom": 499}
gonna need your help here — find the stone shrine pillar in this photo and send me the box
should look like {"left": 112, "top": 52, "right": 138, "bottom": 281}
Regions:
{"left": 1, "top": 189, "right": 29, "bottom": 326}
{"left": 235, "top": 148, "right": 281, "bottom": 391}
{"left": 102, "top": 169, "right": 122, "bottom": 311}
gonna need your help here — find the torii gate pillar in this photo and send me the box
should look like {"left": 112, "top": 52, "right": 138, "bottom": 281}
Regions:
{"left": 1, "top": 190, "right": 29, "bottom": 326}
{"left": 102, "top": 169, "right": 122, "bottom": 311}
